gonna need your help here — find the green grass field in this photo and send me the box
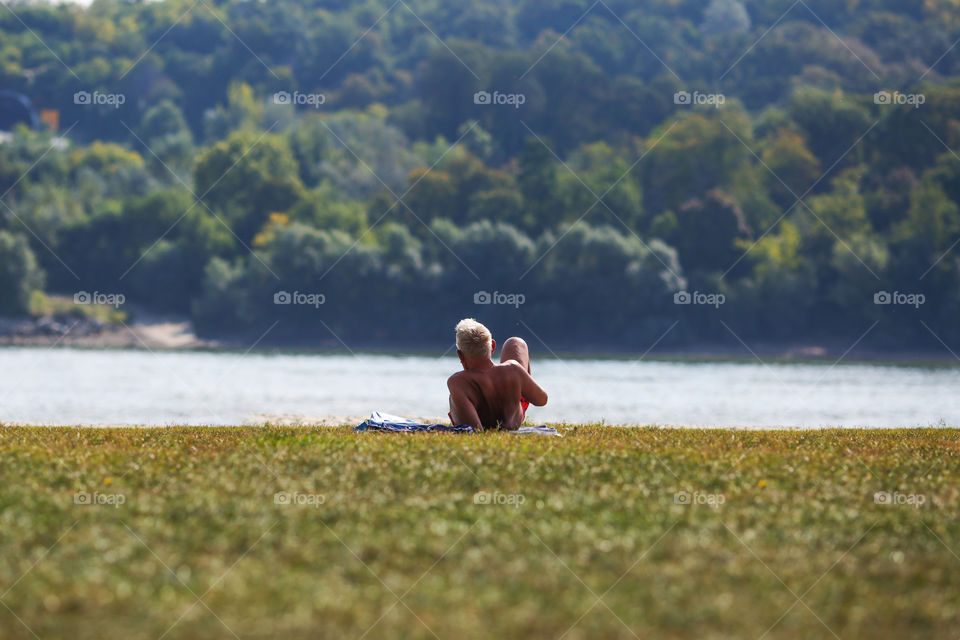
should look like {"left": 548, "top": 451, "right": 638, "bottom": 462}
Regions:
{"left": 1, "top": 426, "right": 958, "bottom": 639}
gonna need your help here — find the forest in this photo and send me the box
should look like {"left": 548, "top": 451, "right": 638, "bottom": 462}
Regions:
{"left": 1, "top": 0, "right": 959, "bottom": 350}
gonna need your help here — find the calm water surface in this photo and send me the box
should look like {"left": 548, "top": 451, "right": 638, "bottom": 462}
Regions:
{"left": 2, "top": 347, "right": 958, "bottom": 427}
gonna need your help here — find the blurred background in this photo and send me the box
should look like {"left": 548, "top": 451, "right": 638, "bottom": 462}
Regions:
{"left": 1, "top": 0, "right": 959, "bottom": 424}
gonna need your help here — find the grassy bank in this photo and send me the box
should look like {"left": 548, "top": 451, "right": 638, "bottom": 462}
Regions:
{"left": 1, "top": 426, "right": 958, "bottom": 639}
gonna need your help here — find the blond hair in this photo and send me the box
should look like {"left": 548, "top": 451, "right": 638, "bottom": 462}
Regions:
{"left": 455, "top": 318, "right": 492, "bottom": 359}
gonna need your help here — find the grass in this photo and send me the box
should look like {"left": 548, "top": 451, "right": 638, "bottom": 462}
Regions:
{"left": 0, "top": 425, "right": 958, "bottom": 640}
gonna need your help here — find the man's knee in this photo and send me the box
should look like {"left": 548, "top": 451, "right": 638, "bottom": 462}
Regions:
{"left": 501, "top": 337, "right": 530, "bottom": 370}
{"left": 503, "top": 336, "right": 527, "bottom": 352}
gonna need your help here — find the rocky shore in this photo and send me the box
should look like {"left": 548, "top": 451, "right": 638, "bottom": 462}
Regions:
{"left": 0, "top": 315, "right": 209, "bottom": 349}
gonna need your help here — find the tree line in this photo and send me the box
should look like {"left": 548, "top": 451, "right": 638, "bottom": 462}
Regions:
{"left": 1, "top": 0, "right": 959, "bottom": 350}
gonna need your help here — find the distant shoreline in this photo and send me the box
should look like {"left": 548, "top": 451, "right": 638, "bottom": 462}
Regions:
{"left": 1, "top": 314, "right": 958, "bottom": 366}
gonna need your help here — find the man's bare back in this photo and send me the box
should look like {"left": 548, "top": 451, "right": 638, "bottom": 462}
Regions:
{"left": 447, "top": 323, "right": 548, "bottom": 430}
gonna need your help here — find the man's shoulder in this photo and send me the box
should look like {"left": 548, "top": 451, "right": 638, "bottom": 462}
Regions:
{"left": 447, "top": 370, "right": 471, "bottom": 387}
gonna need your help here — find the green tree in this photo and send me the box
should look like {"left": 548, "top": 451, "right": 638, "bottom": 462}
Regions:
{"left": 890, "top": 178, "right": 960, "bottom": 279}
{"left": 203, "top": 83, "right": 265, "bottom": 142}
{"left": 193, "top": 130, "right": 304, "bottom": 245}
{"left": 288, "top": 186, "right": 368, "bottom": 237}
{"left": 137, "top": 100, "right": 195, "bottom": 181}
{"left": 760, "top": 128, "right": 822, "bottom": 209}
{"left": 669, "top": 189, "right": 753, "bottom": 275}
{"left": 701, "top": 0, "right": 751, "bottom": 35}
{"left": 787, "top": 88, "right": 872, "bottom": 174}
{"left": 0, "top": 230, "right": 45, "bottom": 315}
{"left": 467, "top": 188, "right": 526, "bottom": 228}
{"left": 643, "top": 110, "right": 753, "bottom": 213}
{"left": 518, "top": 138, "right": 561, "bottom": 225}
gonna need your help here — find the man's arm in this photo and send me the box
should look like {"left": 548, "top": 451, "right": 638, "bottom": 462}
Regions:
{"left": 518, "top": 367, "right": 548, "bottom": 406}
{"left": 448, "top": 378, "right": 482, "bottom": 428}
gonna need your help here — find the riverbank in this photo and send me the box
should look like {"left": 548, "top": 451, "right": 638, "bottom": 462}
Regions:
{"left": 1, "top": 426, "right": 957, "bottom": 639}
{"left": 0, "top": 314, "right": 210, "bottom": 350}
{"left": 2, "top": 315, "right": 958, "bottom": 366}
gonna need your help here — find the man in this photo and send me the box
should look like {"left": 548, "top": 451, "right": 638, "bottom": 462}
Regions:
{"left": 447, "top": 318, "right": 548, "bottom": 430}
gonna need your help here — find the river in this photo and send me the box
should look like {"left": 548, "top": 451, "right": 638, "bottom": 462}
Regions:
{"left": 2, "top": 347, "right": 958, "bottom": 427}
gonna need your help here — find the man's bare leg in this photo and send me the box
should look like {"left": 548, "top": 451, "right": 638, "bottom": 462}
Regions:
{"left": 500, "top": 336, "right": 531, "bottom": 373}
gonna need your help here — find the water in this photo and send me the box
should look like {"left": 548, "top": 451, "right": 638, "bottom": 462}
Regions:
{"left": 1, "top": 347, "right": 958, "bottom": 427}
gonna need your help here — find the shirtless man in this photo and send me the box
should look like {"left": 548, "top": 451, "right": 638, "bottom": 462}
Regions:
{"left": 447, "top": 318, "right": 548, "bottom": 430}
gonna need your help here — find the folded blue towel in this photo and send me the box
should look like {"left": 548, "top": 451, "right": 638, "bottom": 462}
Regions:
{"left": 354, "top": 412, "right": 560, "bottom": 435}
{"left": 355, "top": 412, "right": 476, "bottom": 433}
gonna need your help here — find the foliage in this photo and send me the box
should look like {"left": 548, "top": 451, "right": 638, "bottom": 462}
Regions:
{"left": 0, "top": 230, "right": 44, "bottom": 314}
{"left": 0, "top": 0, "right": 958, "bottom": 349}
